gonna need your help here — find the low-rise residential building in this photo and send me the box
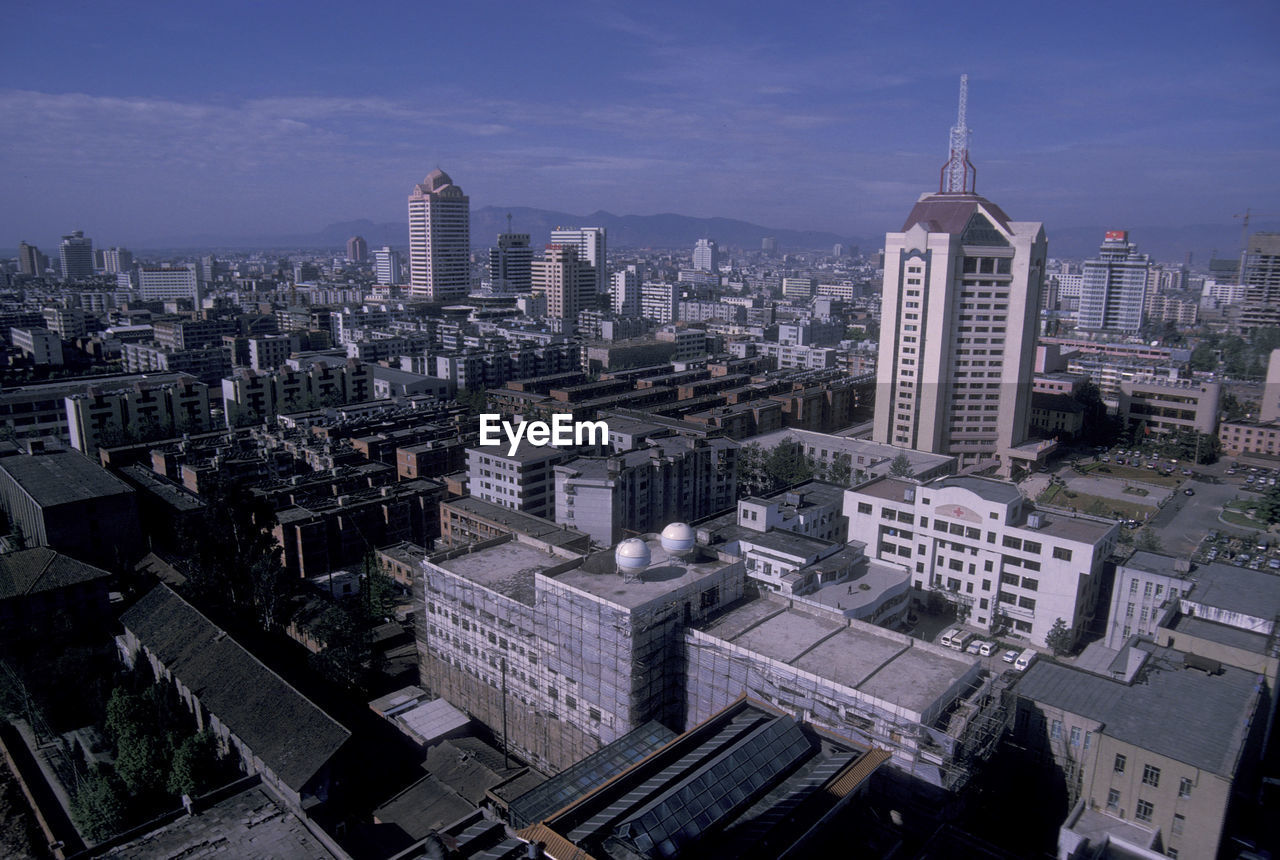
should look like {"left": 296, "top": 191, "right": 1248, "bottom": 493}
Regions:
{"left": 118, "top": 583, "right": 352, "bottom": 811}
{"left": 844, "top": 475, "right": 1119, "bottom": 647}
{"left": 222, "top": 359, "right": 373, "bottom": 426}
{"left": 10, "top": 326, "right": 63, "bottom": 365}
{"left": 1218, "top": 418, "right": 1280, "bottom": 457}
{"left": 65, "top": 377, "right": 213, "bottom": 453}
{"left": 1029, "top": 392, "right": 1085, "bottom": 441}
{"left": 467, "top": 440, "right": 575, "bottom": 519}
{"left": 553, "top": 437, "right": 738, "bottom": 546}
{"left": 438, "top": 496, "right": 591, "bottom": 553}
{"left": 1117, "top": 377, "right": 1220, "bottom": 436}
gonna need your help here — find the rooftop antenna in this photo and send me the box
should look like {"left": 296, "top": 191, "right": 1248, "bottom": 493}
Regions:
{"left": 940, "top": 74, "right": 976, "bottom": 194}
{"left": 506, "top": 212, "right": 513, "bottom": 234}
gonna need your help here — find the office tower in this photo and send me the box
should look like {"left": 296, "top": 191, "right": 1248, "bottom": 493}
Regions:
{"left": 374, "top": 246, "right": 402, "bottom": 286}
{"left": 101, "top": 247, "right": 134, "bottom": 275}
{"left": 550, "top": 226, "right": 607, "bottom": 294}
{"left": 489, "top": 232, "right": 532, "bottom": 294}
{"left": 138, "top": 264, "right": 200, "bottom": 302}
{"left": 1077, "top": 231, "right": 1151, "bottom": 333}
{"left": 346, "top": 235, "right": 368, "bottom": 264}
{"left": 761, "top": 237, "right": 777, "bottom": 253}
{"left": 612, "top": 266, "right": 641, "bottom": 316}
{"left": 59, "top": 231, "right": 94, "bottom": 281}
{"left": 693, "top": 238, "right": 719, "bottom": 272}
{"left": 408, "top": 169, "right": 471, "bottom": 301}
{"left": 17, "top": 242, "right": 41, "bottom": 276}
{"left": 872, "top": 75, "right": 1047, "bottom": 472}
{"left": 532, "top": 245, "right": 595, "bottom": 320}
{"left": 1243, "top": 232, "right": 1280, "bottom": 306}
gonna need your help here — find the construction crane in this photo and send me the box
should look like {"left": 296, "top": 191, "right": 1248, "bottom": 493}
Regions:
{"left": 1233, "top": 209, "right": 1280, "bottom": 284}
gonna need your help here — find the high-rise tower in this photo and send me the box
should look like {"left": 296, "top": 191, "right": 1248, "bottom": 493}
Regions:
{"left": 408, "top": 169, "right": 471, "bottom": 301}
{"left": 1078, "top": 231, "right": 1150, "bottom": 333}
{"left": 873, "top": 76, "right": 1048, "bottom": 472}
{"left": 532, "top": 245, "right": 595, "bottom": 320}
{"left": 550, "top": 226, "right": 607, "bottom": 294}
{"left": 346, "top": 235, "right": 368, "bottom": 264}
{"left": 489, "top": 230, "right": 533, "bottom": 294}
{"left": 693, "top": 238, "right": 720, "bottom": 272}
{"left": 59, "top": 231, "right": 94, "bottom": 281}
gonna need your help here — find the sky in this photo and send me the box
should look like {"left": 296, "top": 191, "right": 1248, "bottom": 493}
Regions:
{"left": 3, "top": 0, "right": 1278, "bottom": 250}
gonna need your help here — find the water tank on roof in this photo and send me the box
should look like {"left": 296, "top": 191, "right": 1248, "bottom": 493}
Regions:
{"left": 615, "top": 538, "right": 651, "bottom": 574}
{"left": 660, "top": 523, "right": 695, "bottom": 555}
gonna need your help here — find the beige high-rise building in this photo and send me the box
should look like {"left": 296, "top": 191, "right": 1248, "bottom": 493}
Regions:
{"left": 872, "top": 76, "right": 1049, "bottom": 473}
{"left": 532, "top": 244, "right": 595, "bottom": 320}
{"left": 408, "top": 169, "right": 470, "bottom": 301}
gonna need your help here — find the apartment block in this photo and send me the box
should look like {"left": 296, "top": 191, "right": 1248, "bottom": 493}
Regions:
{"left": 467, "top": 441, "right": 575, "bottom": 519}
{"left": 66, "top": 377, "right": 213, "bottom": 453}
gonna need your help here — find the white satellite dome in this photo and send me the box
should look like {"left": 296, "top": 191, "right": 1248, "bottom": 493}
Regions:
{"left": 660, "top": 523, "right": 695, "bottom": 555}
{"left": 615, "top": 538, "right": 651, "bottom": 572}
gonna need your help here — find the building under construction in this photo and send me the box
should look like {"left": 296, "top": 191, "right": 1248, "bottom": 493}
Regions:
{"left": 414, "top": 524, "right": 1012, "bottom": 798}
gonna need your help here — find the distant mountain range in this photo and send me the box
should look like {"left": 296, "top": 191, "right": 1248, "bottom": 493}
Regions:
{"left": 131, "top": 206, "right": 1280, "bottom": 265}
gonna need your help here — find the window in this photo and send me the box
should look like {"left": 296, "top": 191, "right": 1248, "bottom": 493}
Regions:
{"left": 1070, "top": 726, "right": 1081, "bottom": 746}
{"left": 1053, "top": 547, "right": 1074, "bottom": 561}
{"left": 1142, "top": 764, "right": 1161, "bottom": 787}
{"left": 984, "top": 559, "right": 993, "bottom": 572}
{"left": 1021, "top": 577, "right": 1039, "bottom": 591}
{"left": 858, "top": 502, "right": 872, "bottom": 514}
{"left": 1106, "top": 789, "right": 1120, "bottom": 812}
{"left": 1134, "top": 799, "right": 1154, "bottom": 823}
{"left": 1130, "top": 580, "right": 1138, "bottom": 594}
{"left": 1171, "top": 813, "right": 1185, "bottom": 836}
{"left": 1178, "top": 777, "right": 1192, "bottom": 798}
{"left": 1050, "top": 719, "right": 1062, "bottom": 740}
{"left": 1114, "top": 754, "right": 1127, "bottom": 774}
{"left": 1018, "top": 596, "right": 1036, "bottom": 610}
{"left": 1023, "top": 540, "right": 1042, "bottom": 555}
{"left": 1084, "top": 731, "right": 1092, "bottom": 750}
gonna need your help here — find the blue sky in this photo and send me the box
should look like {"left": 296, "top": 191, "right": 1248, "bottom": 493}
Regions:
{"left": 3, "top": 0, "right": 1278, "bottom": 249}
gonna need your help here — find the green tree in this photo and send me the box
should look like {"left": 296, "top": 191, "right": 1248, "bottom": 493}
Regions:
{"left": 1046, "top": 617, "right": 1073, "bottom": 657}
{"left": 1134, "top": 528, "right": 1163, "bottom": 552}
{"left": 737, "top": 442, "right": 770, "bottom": 498}
{"left": 889, "top": 453, "right": 914, "bottom": 478}
{"left": 765, "top": 440, "right": 815, "bottom": 488}
{"left": 70, "top": 764, "right": 129, "bottom": 843}
{"left": 454, "top": 388, "right": 489, "bottom": 415}
{"left": 821, "top": 451, "right": 853, "bottom": 487}
{"left": 167, "top": 732, "right": 228, "bottom": 798}
{"left": 1189, "top": 342, "right": 1217, "bottom": 372}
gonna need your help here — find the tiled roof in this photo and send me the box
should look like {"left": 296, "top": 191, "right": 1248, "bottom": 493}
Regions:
{"left": 120, "top": 584, "right": 351, "bottom": 792}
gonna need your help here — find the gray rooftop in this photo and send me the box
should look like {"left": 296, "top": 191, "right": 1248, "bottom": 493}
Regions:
{"left": 1185, "top": 561, "right": 1280, "bottom": 619}
{"left": 1016, "top": 647, "right": 1261, "bottom": 776}
{"left": 698, "top": 597, "right": 977, "bottom": 717}
{"left": 443, "top": 497, "right": 589, "bottom": 548}
{"left": 0, "top": 451, "right": 135, "bottom": 507}
{"left": 928, "top": 475, "right": 1024, "bottom": 505}
{"left": 1166, "top": 614, "right": 1271, "bottom": 655}
{"left": 554, "top": 539, "right": 735, "bottom": 610}
{"left": 435, "top": 539, "right": 566, "bottom": 606}
{"left": 0, "top": 547, "right": 110, "bottom": 600}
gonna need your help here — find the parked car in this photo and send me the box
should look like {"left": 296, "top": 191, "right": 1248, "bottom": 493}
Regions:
{"left": 1184, "top": 487, "right": 1195, "bottom": 496}
{"left": 966, "top": 640, "right": 983, "bottom": 654}
{"left": 1002, "top": 649, "right": 1019, "bottom": 664}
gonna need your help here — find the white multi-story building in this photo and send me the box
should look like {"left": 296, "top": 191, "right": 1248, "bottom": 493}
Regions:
{"left": 373, "top": 246, "right": 402, "bottom": 286}
{"left": 550, "top": 226, "right": 606, "bottom": 294}
{"left": 408, "top": 169, "right": 470, "bottom": 301}
{"left": 101, "top": 247, "right": 133, "bottom": 275}
{"left": 467, "top": 441, "right": 574, "bottom": 519}
{"left": 532, "top": 245, "right": 595, "bottom": 321}
{"left": 10, "top": 327, "right": 63, "bottom": 366}
{"left": 611, "top": 266, "right": 641, "bottom": 316}
{"left": 138, "top": 264, "right": 200, "bottom": 302}
{"left": 844, "top": 474, "right": 1118, "bottom": 648}
{"left": 640, "top": 282, "right": 678, "bottom": 323}
{"left": 692, "top": 238, "right": 719, "bottom": 273}
{"left": 1077, "top": 230, "right": 1151, "bottom": 333}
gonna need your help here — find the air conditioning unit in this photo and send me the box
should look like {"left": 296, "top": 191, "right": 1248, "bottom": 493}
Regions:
{"left": 1027, "top": 512, "right": 1043, "bottom": 529}
{"left": 903, "top": 488, "right": 916, "bottom": 503}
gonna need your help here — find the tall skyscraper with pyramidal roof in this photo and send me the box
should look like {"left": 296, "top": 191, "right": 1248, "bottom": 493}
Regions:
{"left": 408, "top": 169, "right": 470, "bottom": 301}
{"left": 872, "top": 76, "right": 1049, "bottom": 473}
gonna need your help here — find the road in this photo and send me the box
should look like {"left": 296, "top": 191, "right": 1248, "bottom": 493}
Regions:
{"left": 1146, "top": 476, "right": 1253, "bottom": 557}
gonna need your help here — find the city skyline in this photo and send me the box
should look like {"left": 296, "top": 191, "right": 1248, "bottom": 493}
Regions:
{"left": 2, "top": 1, "right": 1278, "bottom": 249}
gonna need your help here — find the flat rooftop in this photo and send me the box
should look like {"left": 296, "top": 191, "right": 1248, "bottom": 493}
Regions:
{"left": 802, "top": 559, "right": 910, "bottom": 614}
{"left": 552, "top": 539, "right": 734, "bottom": 610}
{"left": 0, "top": 451, "right": 135, "bottom": 506}
{"left": 442, "top": 496, "right": 589, "bottom": 548}
{"left": 697, "top": 597, "right": 977, "bottom": 717}
{"left": 100, "top": 782, "right": 340, "bottom": 859}
{"left": 1166, "top": 613, "right": 1272, "bottom": 654}
{"left": 929, "top": 475, "right": 1023, "bottom": 504}
{"left": 436, "top": 539, "right": 566, "bottom": 606}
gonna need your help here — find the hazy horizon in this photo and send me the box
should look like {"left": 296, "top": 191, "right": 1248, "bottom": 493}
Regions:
{"left": 3, "top": 1, "right": 1277, "bottom": 252}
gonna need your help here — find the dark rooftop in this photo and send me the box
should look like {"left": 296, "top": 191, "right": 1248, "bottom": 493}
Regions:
{"left": 0, "top": 547, "right": 110, "bottom": 600}
{"left": 900, "top": 192, "right": 1012, "bottom": 234}
{"left": 1016, "top": 646, "right": 1261, "bottom": 776}
{"left": 120, "top": 584, "right": 351, "bottom": 792}
{"left": 0, "top": 451, "right": 135, "bottom": 507}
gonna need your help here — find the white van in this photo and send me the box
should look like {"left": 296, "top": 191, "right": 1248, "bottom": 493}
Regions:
{"left": 942, "top": 629, "right": 975, "bottom": 652}
{"left": 1014, "top": 649, "right": 1037, "bottom": 671}
{"left": 939, "top": 628, "right": 961, "bottom": 649}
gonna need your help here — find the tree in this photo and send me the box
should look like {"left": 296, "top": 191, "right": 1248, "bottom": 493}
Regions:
{"left": 1046, "top": 618, "right": 1073, "bottom": 657}
{"left": 821, "top": 451, "right": 853, "bottom": 487}
{"left": 167, "top": 732, "right": 229, "bottom": 798}
{"left": 889, "top": 453, "right": 914, "bottom": 478}
{"left": 737, "top": 442, "right": 770, "bottom": 498}
{"left": 765, "top": 440, "right": 816, "bottom": 489}
{"left": 70, "top": 764, "right": 129, "bottom": 843}
{"left": 1134, "top": 528, "right": 1163, "bottom": 552}
{"left": 1189, "top": 342, "right": 1217, "bottom": 373}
